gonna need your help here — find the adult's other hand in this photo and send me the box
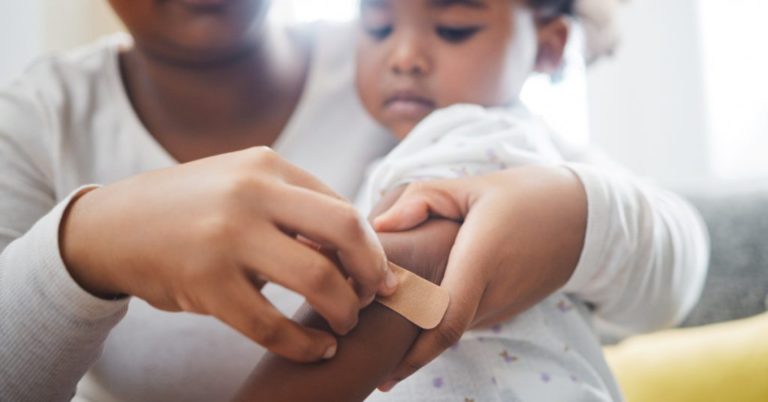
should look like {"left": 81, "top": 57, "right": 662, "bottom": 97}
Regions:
{"left": 373, "top": 165, "right": 587, "bottom": 390}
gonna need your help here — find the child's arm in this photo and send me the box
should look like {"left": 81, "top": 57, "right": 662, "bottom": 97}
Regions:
{"left": 232, "top": 188, "right": 459, "bottom": 402}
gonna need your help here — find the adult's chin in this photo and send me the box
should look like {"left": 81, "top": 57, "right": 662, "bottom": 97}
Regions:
{"left": 114, "top": 0, "right": 270, "bottom": 66}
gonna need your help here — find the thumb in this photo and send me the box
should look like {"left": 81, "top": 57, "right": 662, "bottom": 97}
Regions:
{"left": 373, "top": 180, "right": 469, "bottom": 232}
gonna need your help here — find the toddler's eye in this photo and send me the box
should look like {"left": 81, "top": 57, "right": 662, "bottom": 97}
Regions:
{"left": 365, "top": 25, "right": 393, "bottom": 41}
{"left": 436, "top": 26, "right": 483, "bottom": 43}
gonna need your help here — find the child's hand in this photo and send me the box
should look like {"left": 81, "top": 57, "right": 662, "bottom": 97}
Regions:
{"left": 372, "top": 165, "right": 587, "bottom": 391}
{"left": 60, "top": 146, "right": 398, "bottom": 363}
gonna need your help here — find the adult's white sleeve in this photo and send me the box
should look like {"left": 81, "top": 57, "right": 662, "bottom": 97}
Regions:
{"left": 0, "top": 80, "right": 128, "bottom": 402}
{"left": 562, "top": 161, "right": 710, "bottom": 336}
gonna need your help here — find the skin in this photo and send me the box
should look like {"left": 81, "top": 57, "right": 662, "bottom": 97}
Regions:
{"left": 236, "top": 168, "right": 586, "bottom": 401}
{"left": 356, "top": 0, "right": 569, "bottom": 138}
{"left": 60, "top": 0, "right": 400, "bottom": 364}
{"left": 234, "top": 187, "right": 459, "bottom": 402}
{"left": 109, "top": 0, "right": 307, "bottom": 162}
{"left": 374, "top": 166, "right": 587, "bottom": 390}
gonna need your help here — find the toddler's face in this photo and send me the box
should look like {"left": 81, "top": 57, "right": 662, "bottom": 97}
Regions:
{"left": 109, "top": 0, "right": 270, "bottom": 64}
{"left": 356, "top": 0, "right": 542, "bottom": 138}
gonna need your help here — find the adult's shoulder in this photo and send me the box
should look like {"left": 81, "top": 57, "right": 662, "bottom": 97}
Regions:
{"left": 2, "top": 33, "right": 128, "bottom": 113}
{"left": 1, "top": 34, "right": 127, "bottom": 128}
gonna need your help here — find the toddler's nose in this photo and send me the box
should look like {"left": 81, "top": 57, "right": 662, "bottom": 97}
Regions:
{"left": 389, "top": 34, "right": 430, "bottom": 76}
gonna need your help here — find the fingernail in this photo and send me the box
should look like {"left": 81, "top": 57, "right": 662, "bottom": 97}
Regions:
{"left": 385, "top": 268, "right": 399, "bottom": 291}
{"left": 323, "top": 344, "right": 337, "bottom": 359}
{"left": 343, "top": 315, "right": 359, "bottom": 335}
{"left": 372, "top": 216, "right": 385, "bottom": 229}
{"left": 379, "top": 380, "right": 398, "bottom": 392}
{"left": 360, "top": 293, "right": 375, "bottom": 308}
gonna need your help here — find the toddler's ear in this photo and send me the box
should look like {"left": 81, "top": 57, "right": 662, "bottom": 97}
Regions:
{"left": 534, "top": 17, "right": 570, "bottom": 74}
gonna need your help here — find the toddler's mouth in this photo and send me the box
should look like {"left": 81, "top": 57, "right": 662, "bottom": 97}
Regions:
{"left": 383, "top": 92, "right": 436, "bottom": 122}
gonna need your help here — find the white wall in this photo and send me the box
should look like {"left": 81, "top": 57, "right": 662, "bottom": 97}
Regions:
{"left": 270, "top": 0, "right": 358, "bottom": 23}
{"left": 700, "top": 0, "right": 768, "bottom": 181}
{"left": 586, "top": 0, "right": 712, "bottom": 186}
{"left": 41, "top": 0, "right": 122, "bottom": 53}
{"left": 1, "top": 1, "right": 43, "bottom": 86}
{"left": 0, "top": 0, "right": 121, "bottom": 86}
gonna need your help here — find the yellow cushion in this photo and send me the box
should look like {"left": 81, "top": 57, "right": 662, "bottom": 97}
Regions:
{"left": 605, "top": 313, "right": 768, "bottom": 402}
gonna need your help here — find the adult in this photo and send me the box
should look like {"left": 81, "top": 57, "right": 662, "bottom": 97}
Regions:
{"left": 0, "top": 0, "right": 707, "bottom": 400}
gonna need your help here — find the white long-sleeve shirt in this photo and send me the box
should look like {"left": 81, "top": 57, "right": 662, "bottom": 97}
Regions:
{"left": 357, "top": 104, "right": 624, "bottom": 401}
{"left": 0, "top": 24, "right": 708, "bottom": 402}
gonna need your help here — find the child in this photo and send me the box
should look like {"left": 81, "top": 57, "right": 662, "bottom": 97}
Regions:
{"left": 354, "top": 0, "right": 623, "bottom": 399}
{"left": 236, "top": 0, "right": 706, "bottom": 401}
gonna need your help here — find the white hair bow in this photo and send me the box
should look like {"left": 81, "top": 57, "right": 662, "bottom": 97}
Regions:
{"left": 575, "top": 0, "right": 628, "bottom": 64}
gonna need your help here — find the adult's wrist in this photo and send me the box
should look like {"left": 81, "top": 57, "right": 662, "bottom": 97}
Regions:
{"left": 59, "top": 186, "right": 126, "bottom": 300}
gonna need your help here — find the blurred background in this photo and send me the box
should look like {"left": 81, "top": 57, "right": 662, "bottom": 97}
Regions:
{"left": 2, "top": 0, "right": 767, "bottom": 188}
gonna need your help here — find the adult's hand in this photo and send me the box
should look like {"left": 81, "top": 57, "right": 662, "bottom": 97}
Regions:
{"left": 372, "top": 165, "right": 587, "bottom": 391}
{"left": 60, "top": 146, "right": 398, "bottom": 363}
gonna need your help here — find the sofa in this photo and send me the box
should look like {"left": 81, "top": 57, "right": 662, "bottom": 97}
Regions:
{"left": 682, "top": 183, "right": 768, "bottom": 327}
{"left": 605, "top": 182, "right": 768, "bottom": 402}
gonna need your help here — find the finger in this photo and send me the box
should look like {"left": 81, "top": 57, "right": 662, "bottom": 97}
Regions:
{"left": 372, "top": 196, "right": 431, "bottom": 232}
{"left": 207, "top": 275, "right": 338, "bottom": 363}
{"left": 295, "top": 237, "right": 345, "bottom": 272}
{"left": 241, "top": 227, "right": 360, "bottom": 335}
{"left": 373, "top": 180, "right": 469, "bottom": 233}
{"left": 301, "top": 240, "right": 380, "bottom": 308}
{"left": 379, "top": 233, "right": 487, "bottom": 390}
{"left": 269, "top": 185, "right": 397, "bottom": 301}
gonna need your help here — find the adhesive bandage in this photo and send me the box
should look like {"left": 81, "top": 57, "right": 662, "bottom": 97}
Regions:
{"left": 375, "top": 262, "right": 450, "bottom": 330}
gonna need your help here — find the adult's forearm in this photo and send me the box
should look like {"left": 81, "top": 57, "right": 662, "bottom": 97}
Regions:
{"left": 562, "top": 164, "right": 710, "bottom": 333}
{"left": 0, "top": 195, "right": 128, "bottom": 401}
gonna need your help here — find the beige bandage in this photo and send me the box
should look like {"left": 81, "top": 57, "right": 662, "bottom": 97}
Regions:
{"left": 375, "top": 262, "right": 450, "bottom": 330}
